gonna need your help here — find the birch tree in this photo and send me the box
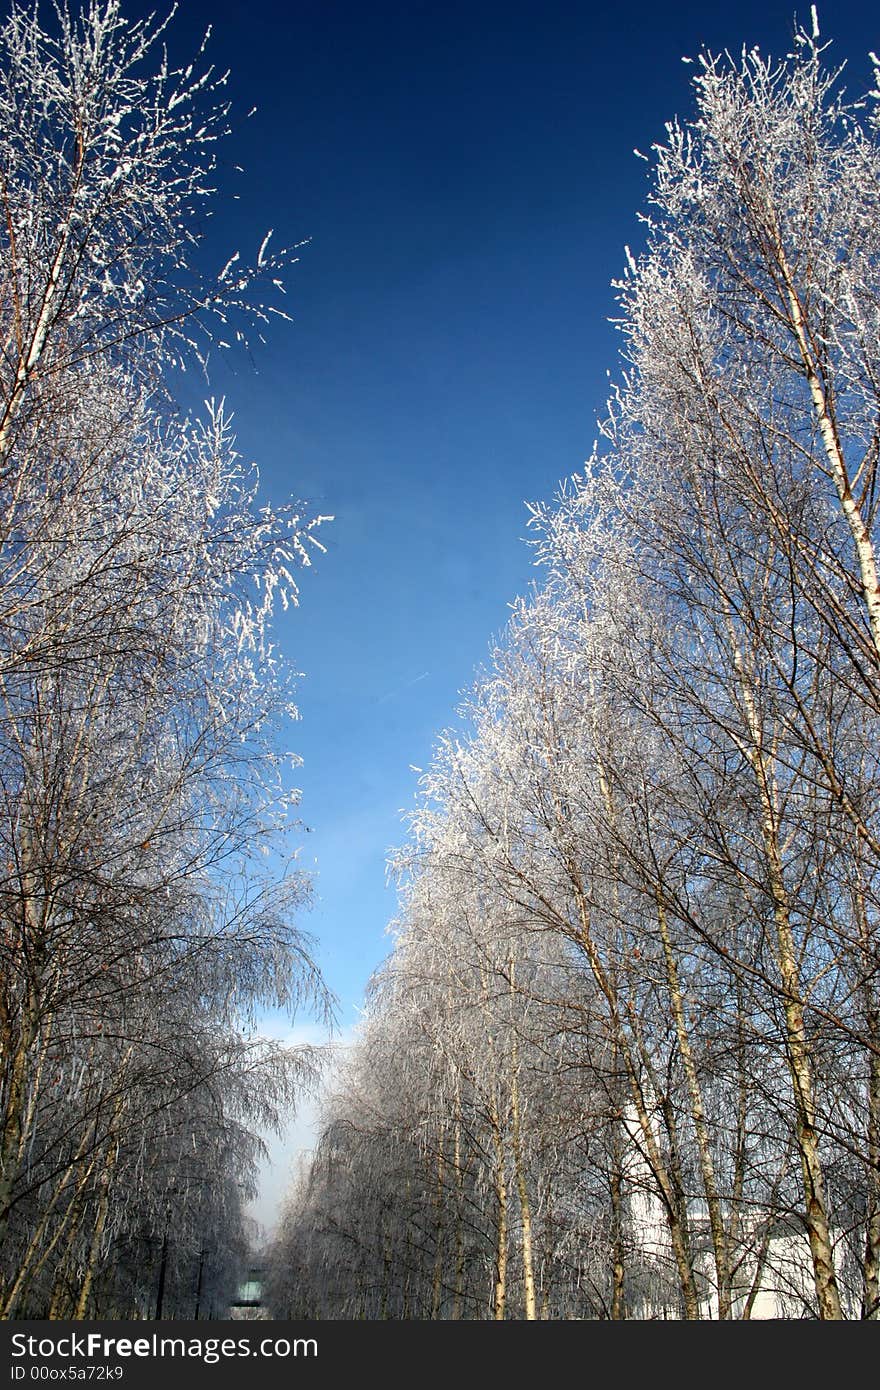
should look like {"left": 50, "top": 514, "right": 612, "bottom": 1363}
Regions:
{"left": 598, "top": 17, "right": 880, "bottom": 1317}
{"left": 271, "top": 15, "right": 880, "bottom": 1321}
{"left": 0, "top": 2, "right": 330, "bottom": 1316}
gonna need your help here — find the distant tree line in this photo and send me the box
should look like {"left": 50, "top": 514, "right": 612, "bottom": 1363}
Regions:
{"left": 268, "top": 23, "right": 880, "bottom": 1319}
{"left": 0, "top": 1, "right": 329, "bottom": 1318}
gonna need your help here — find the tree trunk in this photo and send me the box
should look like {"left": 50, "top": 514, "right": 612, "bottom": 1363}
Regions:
{"left": 609, "top": 1136, "right": 627, "bottom": 1319}
{"left": 771, "top": 229, "right": 880, "bottom": 664}
{"left": 566, "top": 863, "right": 701, "bottom": 1318}
{"left": 507, "top": 967, "right": 538, "bottom": 1320}
{"left": 73, "top": 1139, "right": 117, "bottom": 1319}
{"left": 430, "top": 1142, "right": 445, "bottom": 1319}
{"left": 740, "top": 661, "right": 842, "bottom": 1319}
{"left": 656, "top": 893, "right": 732, "bottom": 1317}
{"left": 488, "top": 1094, "right": 508, "bottom": 1320}
{"left": 452, "top": 1085, "right": 465, "bottom": 1320}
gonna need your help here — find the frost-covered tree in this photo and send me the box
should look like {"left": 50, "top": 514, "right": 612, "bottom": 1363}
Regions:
{"left": 597, "top": 16, "right": 880, "bottom": 1319}
{"left": 270, "top": 15, "right": 880, "bottom": 1320}
{"left": 0, "top": 0, "right": 299, "bottom": 461}
{"left": 0, "top": 1, "right": 330, "bottom": 1317}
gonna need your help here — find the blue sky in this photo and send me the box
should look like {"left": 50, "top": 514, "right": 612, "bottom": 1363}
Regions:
{"left": 137, "top": 0, "right": 879, "bottom": 1037}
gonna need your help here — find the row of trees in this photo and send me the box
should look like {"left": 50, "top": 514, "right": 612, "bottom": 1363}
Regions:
{"left": 0, "top": 2, "right": 329, "bottom": 1317}
{"left": 268, "top": 22, "right": 880, "bottom": 1318}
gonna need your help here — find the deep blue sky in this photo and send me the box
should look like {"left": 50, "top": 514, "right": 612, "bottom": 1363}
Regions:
{"left": 125, "top": 0, "right": 878, "bottom": 1030}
